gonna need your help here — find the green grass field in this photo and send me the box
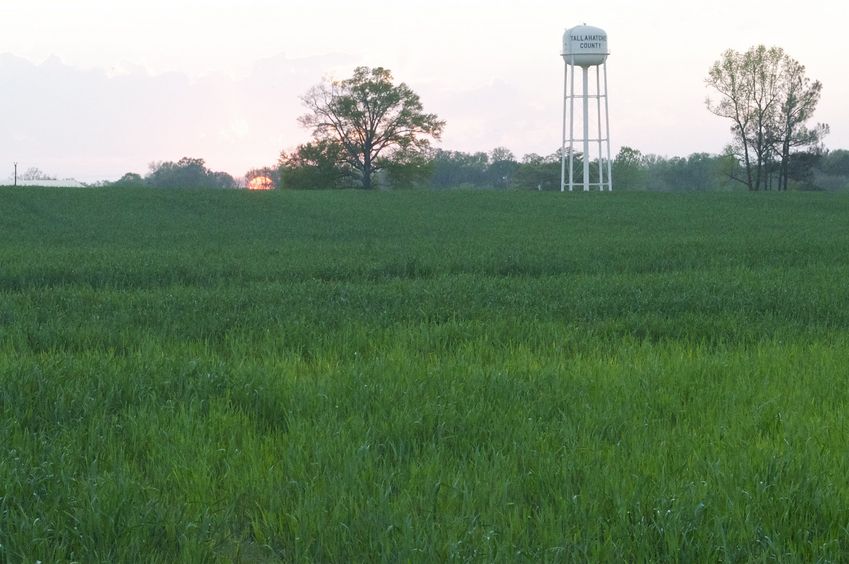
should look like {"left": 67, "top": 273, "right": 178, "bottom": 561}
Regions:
{"left": 2, "top": 187, "right": 849, "bottom": 561}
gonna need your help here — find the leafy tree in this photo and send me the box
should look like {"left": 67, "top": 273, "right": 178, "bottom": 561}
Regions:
{"left": 706, "top": 45, "right": 826, "bottom": 191}
{"left": 146, "top": 157, "right": 236, "bottom": 189}
{"left": 111, "top": 172, "right": 145, "bottom": 188}
{"left": 706, "top": 46, "right": 776, "bottom": 190}
{"left": 819, "top": 149, "right": 849, "bottom": 177}
{"left": 512, "top": 152, "right": 564, "bottom": 191}
{"left": 813, "top": 149, "right": 849, "bottom": 191}
{"left": 774, "top": 56, "right": 828, "bottom": 190}
{"left": 612, "top": 146, "right": 647, "bottom": 190}
{"left": 486, "top": 147, "right": 520, "bottom": 189}
{"left": 209, "top": 171, "right": 238, "bottom": 189}
{"left": 790, "top": 151, "right": 822, "bottom": 186}
{"left": 428, "top": 150, "right": 489, "bottom": 189}
{"left": 489, "top": 147, "right": 514, "bottom": 163}
{"left": 382, "top": 149, "right": 433, "bottom": 189}
{"left": 278, "top": 140, "right": 353, "bottom": 190}
{"left": 299, "top": 66, "right": 444, "bottom": 189}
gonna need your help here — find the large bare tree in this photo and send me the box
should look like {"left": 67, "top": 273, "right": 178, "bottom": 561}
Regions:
{"left": 299, "top": 66, "right": 444, "bottom": 189}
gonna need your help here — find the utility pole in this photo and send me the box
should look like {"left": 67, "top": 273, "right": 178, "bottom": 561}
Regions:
{"left": 13, "top": 162, "right": 17, "bottom": 187}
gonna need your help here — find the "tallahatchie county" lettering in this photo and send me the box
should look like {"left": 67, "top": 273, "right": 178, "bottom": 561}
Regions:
{"left": 569, "top": 34, "right": 607, "bottom": 50}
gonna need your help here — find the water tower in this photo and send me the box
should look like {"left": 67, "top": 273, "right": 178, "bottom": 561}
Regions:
{"left": 561, "top": 24, "right": 612, "bottom": 191}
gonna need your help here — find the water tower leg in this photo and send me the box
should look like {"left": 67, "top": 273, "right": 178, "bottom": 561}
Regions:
{"left": 561, "top": 61, "right": 568, "bottom": 192}
{"left": 568, "top": 57, "right": 576, "bottom": 191}
{"left": 596, "top": 65, "right": 604, "bottom": 191}
{"left": 582, "top": 66, "right": 590, "bottom": 192}
{"left": 604, "top": 62, "right": 613, "bottom": 191}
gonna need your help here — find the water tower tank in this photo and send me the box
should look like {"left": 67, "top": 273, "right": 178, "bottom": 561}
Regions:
{"left": 562, "top": 25, "right": 608, "bottom": 67}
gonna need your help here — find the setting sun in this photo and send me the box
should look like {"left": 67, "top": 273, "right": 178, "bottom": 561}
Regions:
{"left": 247, "top": 175, "right": 274, "bottom": 190}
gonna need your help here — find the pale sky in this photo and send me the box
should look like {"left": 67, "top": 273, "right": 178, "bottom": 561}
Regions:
{"left": 1, "top": 0, "right": 846, "bottom": 181}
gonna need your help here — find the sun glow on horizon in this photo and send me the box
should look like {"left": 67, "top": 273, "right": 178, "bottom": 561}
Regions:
{"left": 247, "top": 176, "right": 274, "bottom": 191}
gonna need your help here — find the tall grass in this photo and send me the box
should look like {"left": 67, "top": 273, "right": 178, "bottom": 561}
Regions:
{"left": 2, "top": 188, "right": 849, "bottom": 561}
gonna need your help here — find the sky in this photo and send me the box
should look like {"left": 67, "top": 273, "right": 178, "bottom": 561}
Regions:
{"left": 1, "top": 0, "right": 846, "bottom": 182}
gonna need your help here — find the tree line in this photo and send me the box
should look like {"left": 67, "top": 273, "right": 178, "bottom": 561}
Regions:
{"left": 111, "top": 157, "right": 237, "bottom": 189}
{"left": 278, "top": 144, "right": 848, "bottom": 191}
{"left": 101, "top": 145, "right": 848, "bottom": 192}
